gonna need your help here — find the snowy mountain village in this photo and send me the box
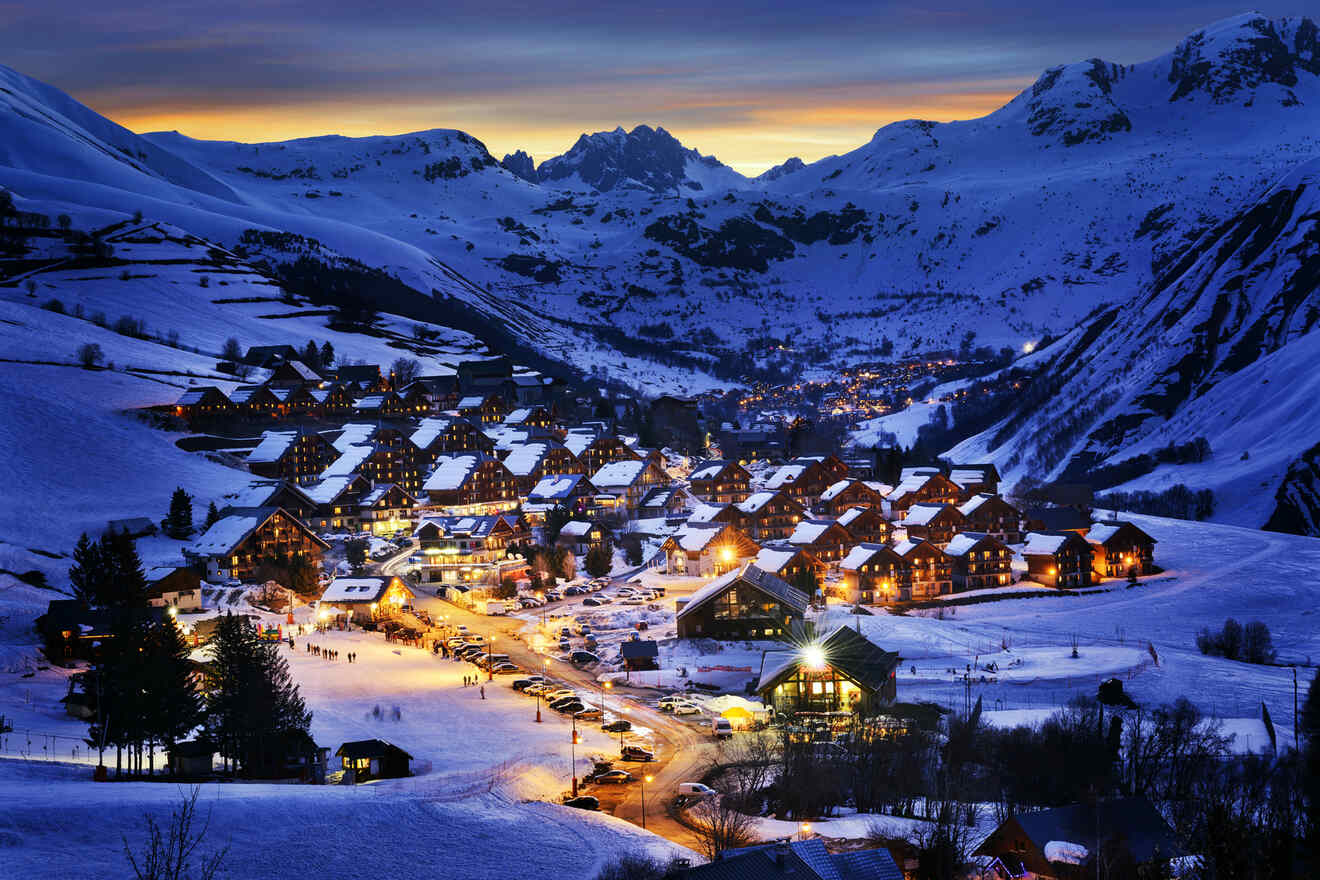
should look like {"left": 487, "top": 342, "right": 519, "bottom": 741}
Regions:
{"left": 2, "top": 9, "right": 1320, "bottom": 880}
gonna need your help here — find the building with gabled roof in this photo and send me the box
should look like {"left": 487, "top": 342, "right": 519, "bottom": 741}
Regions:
{"left": 173, "top": 386, "right": 230, "bottom": 423}
{"left": 318, "top": 576, "right": 415, "bottom": 620}
{"left": 457, "top": 392, "right": 506, "bottom": 425}
{"left": 675, "top": 563, "right": 807, "bottom": 640}
{"left": 1086, "top": 519, "right": 1157, "bottom": 579}
{"left": 689, "top": 839, "right": 901, "bottom": 880}
{"left": 837, "top": 505, "right": 890, "bottom": 545}
{"left": 949, "top": 463, "right": 1000, "bottom": 498}
{"left": 662, "top": 522, "right": 760, "bottom": 578}
{"left": 757, "top": 626, "right": 900, "bottom": 717}
{"left": 1022, "top": 531, "right": 1094, "bottom": 588}
{"left": 422, "top": 454, "right": 518, "bottom": 514}
{"left": 687, "top": 459, "right": 752, "bottom": 504}
{"left": 590, "top": 459, "right": 668, "bottom": 517}
{"left": 819, "top": 478, "right": 887, "bottom": 516}
{"left": 303, "top": 474, "right": 372, "bottom": 531}
{"left": 501, "top": 441, "right": 580, "bottom": 495}
{"left": 958, "top": 493, "right": 1023, "bottom": 543}
{"left": 885, "top": 471, "right": 961, "bottom": 518}
{"left": 734, "top": 490, "right": 805, "bottom": 541}
{"left": 412, "top": 514, "right": 529, "bottom": 586}
{"left": 892, "top": 537, "right": 952, "bottom": 600}
{"left": 753, "top": 545, "right": 826, "bottom": 588}
{"left": 186, "top": 506, "right": 329, "bottom": 583}
{"left": 265, "top": 359, "right": 321, "bottom": 387}
{"left": 945, "top": 532, "right": 1014, "bottom": 592}
{"left": 787, "top": 518, "right": 853, "bottom": 563}
{"left": 899, "top": 502, "right": 965, "bottom": 548}
{"left": 575, "top": 434, "right": 641, "bottom": 474}
{"left": 246, "top": 429, "right": 336, "bottom": 485}
{"left": 840, "top": 542, "right": 909, "bottom": 605}
{"left": 357, "top": 483, "right": 418, "bottom": 536}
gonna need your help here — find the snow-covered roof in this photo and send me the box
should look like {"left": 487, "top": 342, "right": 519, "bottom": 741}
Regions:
{"left": 457, "top": 395, "right": 486, "bottom": 408}
{"left": 563, "top": 433, "right": 594, "bottom": 456}
{"left": 888, "top": 475, "right": 931, "bottom": 499}
{"left": 957, "top": 493, "right": 997, "bottom": 515}
{"left": 736, "top": 491, "right": 783, "bottom": 514}
{"left": 1085, "top": 521, "right": 1124, "bottom": 544}
{"left": 354, "top": 393, "right": 391, "bottom": 411}
{"left": 503, "top": 407, "right": 531, "bottom": 424}
{"left": 302, "top": 476, "right": 358, "bottom": 504}
{"left": 246, "top": 430, "right": 298, "bottom": 463}
{"left": 1043, "top": 841, "right": 1089, "bottom": 866}
{"left": 950, "top": 468, "right": 988, "bottom": 486}
{"left": 559, "top": 520, "right": 594, "bottom": 537}
{"left": 789, "top": 519, "right": 835, "bottom": 545}
{"left": 944, "top": 532, "right": 991, "bottom": 557}
{"left": 903, "top": 503, "right": 949, "bottom": 526}
{"left": 409, "top": 417, "right": 452, "bottom": 449}
{"left": 423, "top": 455, "right": 481, "bottom": 492}
{"left": 591, "top": 459, "right": 646, "bottom": 488}
{"left": 320, "top": 577, "right": 402, "bottom": 604}
{"left": 502, "top": 442, "right": 549, "bottom": 476}
{"left": 689, "top": 461, "right": 731, "bottom": 481}
{"left": 819, "top": 479, "right": 853, "bottom": 501}
{"left": 321, "top": 444, "right": 373, "bottom": 479}
{"left": 192, "top": 511, "right": 264, "bottom": 556}
{"left": 529, "top": 473, "right": 587, "bottom": 500}
{"left": 334, "top": 423, "right": 377, "bottom": 452}
{"left": 176, "top": 387, "right": 224, "bottom": 406}
{"left": 836, "top": 506, "right": 871, "bottom": 529}
{"left": 668, "top": 522, "right": 726, "bottom": 552}
{"left": 841, "top": 543, "right": 887, "bottom": 569}
{"left": 753, "top": 547, "right": 800, "bottom": 573}
{"left": 764, "top": 463, "right": 806, "bottom": 489}
{"left": 1022, "top": 532, "right": 1069, "bottom": 555}
{"left": 899, "top": 466, "right": 942, "bottom": 482}
{"left": 892, "top": 537, "right": 935, "bottom": 558}
{"left": 679, "top": 564, "right": 807, "bottom": 620}
{"left": 688, "top": 503, "right": 729, "bottom": 523}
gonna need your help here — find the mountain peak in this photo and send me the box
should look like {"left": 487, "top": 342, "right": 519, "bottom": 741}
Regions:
{"left": 1169, "top": 13, "right": 1320, "bottom": 103}
{"left": 536, "top": 124, "right": 740, "bottom": 193}
{"left": 500, "top": 149, "right": 537, "bottom": 182}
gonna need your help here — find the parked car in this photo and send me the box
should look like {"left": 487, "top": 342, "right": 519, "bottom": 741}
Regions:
{"left": 658, "top": 695, "right": 688, "bottom": 712}
{"left": 582, "top": 597, "right": 603, "bottom": 606}
{"left": 491, "top": 662, "right": 520, "bottom": 674}
{"left": 620, "top": 745, "right": 655, "bottom": 762}
{"left": 553, "top": 700, "right": 586, "bottom": 715}
{"left": 671, "top": 701, "right": 701, "bottom": 716}
{"left": 622, "top": 598, "right": 645, "bottom": 606}
{"left": 570, "top": 651, "right": 599, "bottom": 665}
{"left": 549, "top": 694, "right": 581, "bottom": 709}
{"left": 563, "top": 586, "right": 582, "bottom": 596}
{"left": 584, "top": 637, "right": 598, "bottom": 651}
{"left": 594, "top": 769, "right": 633, "bottom": 784}
{"left": 678, "top": 782, "right": 717, "bottom": 797}
{"left": 602, "top": 719, "right": 632, "bottom": 733}
{"left": 545, "top": 590, "right": 562, "bottom": 602}
{"left": 712, "top": 717, "right": 734, "bottom": 739}
{"left": 512, "top": 677, "right": 544, "bottom": 692}
{"left": 542, "top": 689, "right": 576, "bottom": 703}
{"left": 574, "top": 707, "right": 604, "bottom": 721}
{"left": 564, "top": 795, "right": 599, "bottom": 811}
{"left": 558, "top": 638, "right": 572, "bottom": 652}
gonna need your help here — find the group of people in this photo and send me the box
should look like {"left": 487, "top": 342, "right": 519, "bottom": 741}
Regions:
{"left": 461, "top": 675, "right": 486, "bottom": 699}
{"left": 304, "top": 642, "right": 358, "bottom": 663}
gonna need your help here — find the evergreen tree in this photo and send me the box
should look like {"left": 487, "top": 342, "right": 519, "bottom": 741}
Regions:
{"left": 144, "top": 619, "right": 204, "bottom": 773}
{"left": 791, "top": 566, "right": 820, "bottom": 603}
{"left": 203, "top": 501, "right": 221, "bottom": 530}
{"left": 1303, "top": 667, "right": 1320, "bottom": 844}
{"left": 319, "top": 341, "right": 335, "bottom": 369}
{"left": 543, "top": 506, "right": 572, "bottom": 544}
{"left": 163, "top": 487, "right": 194, "bottom": 539}
{"left": 69, "top": 532, "right": 104, "bottom": 606}
{"left": 584, "top": 541, "right": 613, "bottom": 578}
{"left": 102, "top": 531, "right": 149, "bottom": 608}
{"left": 301, "top": 339, "right": 321, "bottom": 369}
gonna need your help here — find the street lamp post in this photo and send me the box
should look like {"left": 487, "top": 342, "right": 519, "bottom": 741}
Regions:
{"left": 570, "top": 713, "right": 579, "bottom": 796}
{"left": 602, "top": 680, "right": 612, "bottom": 715}
{"left": 641, "top": 774, "right": 653, "bottom": 829}
{"left": 487, "top": 635, "right": 496, "bottom": 681}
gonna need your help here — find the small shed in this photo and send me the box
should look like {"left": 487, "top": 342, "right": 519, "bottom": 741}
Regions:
{"left": 167, "top": 740, "right": 215, "bottom": 777}
{"left": 620, "top": 640, "right": 660, "bottom": 676}
{"left": 336, "top": 739, "right": 412, "bottom": 782}
{"left": 705, "top": 695, "right": 771, "bottom": 730}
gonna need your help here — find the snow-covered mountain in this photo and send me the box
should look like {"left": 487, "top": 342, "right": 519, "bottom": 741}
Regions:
{"left": 2, "top": 12, "right": 1320, "bottom": 391}
{"left": 945, "top": 157, "right": 1320, "bottom": 534}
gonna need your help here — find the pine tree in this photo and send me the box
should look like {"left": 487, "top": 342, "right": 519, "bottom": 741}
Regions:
{"left": 163, "top": 487, "right": 194, "bottom": 539}
{"left": 319, "top": 341, "right": 335, "bottom": 370}
{"left": 144, "top": 619, "right": 203, "bottom": 774}
{"left": 1303, "top": 667, "right": 1320, "bottom": 844}
{"left": 102, "top": 531, "right": 148, "bottom": 608}
{"left": 584, "top": 542, "right": 613, "bottom": 578}
{"left": 203, "top": 501, "right": 221, "bottom": 530}
{"left": 69, "top": 532, "right": 104, "bottom": 606}
{"left": 301, "top": 339, "right": 320, "bottom": 369}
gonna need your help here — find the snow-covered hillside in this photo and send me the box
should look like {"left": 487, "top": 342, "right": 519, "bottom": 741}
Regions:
{"left": 943, "top": 157, "right": 1320, "bottom": 534}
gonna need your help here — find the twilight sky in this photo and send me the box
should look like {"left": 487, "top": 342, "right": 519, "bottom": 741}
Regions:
{"left": 1, "top": 2, "right": 1300, "bottom": 173}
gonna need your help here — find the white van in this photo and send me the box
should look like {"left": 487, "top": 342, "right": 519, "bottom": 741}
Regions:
{"left": 678, "top": 782, "right": 717, "bottom": 797}
{"left": 712, "top": 717, "right": 733, "bottom": 739}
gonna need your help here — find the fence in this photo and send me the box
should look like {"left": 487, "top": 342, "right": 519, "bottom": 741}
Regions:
{"left": 0, "top": 728, "right": 101, "bottom": 765}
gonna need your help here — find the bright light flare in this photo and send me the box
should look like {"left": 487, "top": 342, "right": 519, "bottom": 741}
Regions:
{"left": 802, "top": 644, "right": 826, "bottom": 671}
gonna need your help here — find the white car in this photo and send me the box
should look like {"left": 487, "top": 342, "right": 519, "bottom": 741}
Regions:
{"left": 671, "top": 701, "right": 701, "bottom": 716}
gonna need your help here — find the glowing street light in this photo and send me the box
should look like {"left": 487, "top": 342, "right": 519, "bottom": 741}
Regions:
{"left": 800, "top": 822, "right": 811, "bottom": 839}
{"left": 642, "top": 773, "right": 654, "bottom": 829}
{"left": 802, "top": 644, "right": 827, "bottom": 671}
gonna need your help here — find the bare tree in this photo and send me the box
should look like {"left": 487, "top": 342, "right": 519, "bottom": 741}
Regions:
{"left": 76, "top": 342, "right": 104, "bottom": 369}
{"left": 689, "top": 793, "right": 756, "bottom": 861}
{"left": 122, "top": 786, "right": 228, "bottom": 880}
{"left": 389, "top": 357, "right": 421, "bottom": 388}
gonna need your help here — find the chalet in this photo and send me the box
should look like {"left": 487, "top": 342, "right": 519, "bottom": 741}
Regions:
{"left": 753, "top": 546, "right": 826, "bottom": 589}
{"left": 353, "top": 391, "right": 410, "bottom": 418}
{"left": 949, "top": 463, "right": 1000, "bottom": 498}
{"left": 422, "top": 454, "right": 519, "bottom": 514}
{"left": 1024, "top": 506, "right": 1092, "bottom": 534}
{"left": 590, "top": 459, "right": 668, "bottom": 517}
{"left": 502, "top": 442, "right": 581, "bottom": 495}
{"left": 717, "top": 425, "right": 785, "bottom": 463}
{"left": 457, "top": 393, "right": 506, "bottom": 425}
{"left": 556, "top": 520, "right": 608, "bottom": 555}
{"left": 688, "top": 502, "right": 744, "bottom": 529}
{"left": 336, "top": 739, "right": 412, "bottom": 782}
{"left": 145, "top": 566, "right": 203, "bottom": 612}
{"left": 502, "top": 405, "right": 556, "bottom": 430}
{"left": 837, "top": 505, "right": 890, "bottom": 545}
{"left": 944, "top": 532, "right": 1014, "bottom": 592}
{"left": 685, "top": 839, "right": 902, "bottom": 880}
{"left": 886, "top": 472, "right": 962, "bottom": 519}
{"left": 265, "top": 359, "right": 321, "bottom": 387}
{"left": 247, "top": 429, "right": 336, "bottom": 485}
{"left": 757, "top": 626, "right": 899, "bottom": 716}
{"left": 975, "top": 797, "right": 1184, "bottom": 880}
{"left": 412, "top": 514, "right": 528, "bottom": 586}
{"left": 734, "top": 490, "right": 806, "bottom": 541}
{"left": 167, "top": 740, "right": 215, "bottom": 777}
{"left": 356, "top": 483, "right": 418, "bottom": 536}
{"left": 243, "top": 344, "right": 299, "bottom": 367}
{"left": 764, "top": 456, "right": 840, "bottom": 506}
{"left": 675, "top": 563, "right": 807, "bottom": 640}
{"left": 958, "top": 493, "right": 1023, "bottom": 544}
{"left": 457, "top": 356, "right": 511, "bottom": 387}
{"left": 276, "top": 383, "right": 321, "bottom": 417}
{"left": 893, "top": 537, "right": 952, "bottom": 600}
{"left": 323, "top": 442, "right": 424, "bottom": 494}
{"left": 662, "top": 522, "right": 760, "bottom": 578}
{"left": 687, "top": 460, "right": 752, "bottom": 504}
{"left": 173, "top": 386, "right": 230, "bottom": 423}
{"left": 526, "top": 474, "right": 599, "bottom": 519}
{"left": 840, "top": 543, "right": 909, "bottom": 605}
{"left": 620, "top": 640, "right": 660, "bottom": 674}
{"left": 819, "top": 478, "right": 887, "bottom": 516}
{"left": 410, "top": 416, "right": 495, "bottom": 459}
{"left": 396, "top": 385, "right": 432, "bottom": 416}
{"left": 513, "top": 372, "right": 564, "bottom": 406}
{"left": 1086, "top": 520, "right": 1157, "bottom": 578}
{"left": 573, "top": 434, "right": 641, "bottom": 474}
{"left": 401, "top": 375, "right": 460, "bottom": 412}
{"left": 228, "top": 384, "right": 282, "bottom": 419}
{"left": 188, "top": 507, "right": 329, "bottom": 583}
{"left": 232, "top": 480, "right": 318, "bottom": 520}
{"left": 1022, "top": 531, "right": 1094, "bottom": 588}
{"left": 303, "top": 474, "right": 372, "bottom": 531}
{"left": 36, "top": 601, "right": 165, "bottom": 662}
{"left": 637, "top": 486, "right": 691, "bottom": 521}
{"left": 899, "top": 503, "right": 966, "bottom": 548}
{"left": 318, "top": 576, "right": 415, "bottom": 621}
{"left": 788, "top": 518, "right": 853, "bottom": 564}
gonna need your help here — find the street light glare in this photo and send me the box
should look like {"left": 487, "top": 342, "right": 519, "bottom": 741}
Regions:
{"left": 802, "top": 644, "right": 826, "bottom": 671}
